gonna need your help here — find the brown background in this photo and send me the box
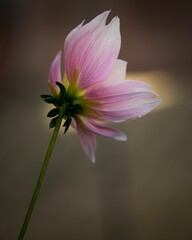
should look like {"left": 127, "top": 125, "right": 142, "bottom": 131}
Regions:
{"left": 0, "top": 0, "right": 192, "bottom": 239}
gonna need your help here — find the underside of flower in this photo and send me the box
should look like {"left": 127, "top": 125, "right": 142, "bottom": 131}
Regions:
{"left": 41, "top": 11, "right": 161, "bottom": 162}
{"left": 41, "top": 82, "right": 84, "bottom": 133}
{"left": 42, "top": 67, "right": 102, "bottom": 134}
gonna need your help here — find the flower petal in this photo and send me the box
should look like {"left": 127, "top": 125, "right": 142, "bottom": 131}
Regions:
{"left": 84, "top": 119, "right": 127, "bottom": 141}
{"left": 98, "top": 98, "right": 161, "bottom": 122}
{"left": 64, "top": 23, "right": 83, "bottom": 51}
{"left": 106, "top": 59, "right": 127, "bottom": 82}
{"left": 64, "top": 10, "right": 111, "bottom": 53}
{"left": 86, "top": 80, "right": 156, "bottom": 101}
{"left": 48, "top": 51, "right": 62, "bottom": 96}
{"left": 82, "top": 10, "right": 111, "bottom": 29}
{"left": 64, "top": 12, "right": 121, "bottom": 89}
{"left": 64, "top": 11, "right": 110, "bottom": 81}
{"left": 75, "top": 118, "right": 97, "bottom": 163}
{"left": 88, "top": 80, "right": 161, "bottom": 122}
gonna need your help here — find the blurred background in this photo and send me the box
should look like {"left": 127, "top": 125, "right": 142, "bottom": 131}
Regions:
{"left": 0, "top": 0, "right": 192, "bottom": 239}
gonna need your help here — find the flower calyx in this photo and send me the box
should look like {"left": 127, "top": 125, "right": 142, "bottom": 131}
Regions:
{"left": 41, "top": 82, "right": 83, "bottom": 133}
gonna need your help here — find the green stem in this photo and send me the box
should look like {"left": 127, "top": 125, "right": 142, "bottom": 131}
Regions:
{"left": 18, "top": 104, "right": 66, "bottom": 240}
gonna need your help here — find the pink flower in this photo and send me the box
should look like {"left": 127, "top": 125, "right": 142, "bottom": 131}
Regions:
{"left": 48, "top": 11, "right": 161, "bottom": 163}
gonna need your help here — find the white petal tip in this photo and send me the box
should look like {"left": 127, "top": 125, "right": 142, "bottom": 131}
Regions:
{"left": 110, "top": 16, "right": 120, "bottom": 26}
{"left": 90, "top": 155, "right": 96, "bottom": 163}
{"left": 104, "top": 10, "right": 111, "bottom": 14}
{"left": 115, "top": 134, "right": 127, "bottom": 141}
{"left": 154, "top": 98, "right": 162, "bottom": 107}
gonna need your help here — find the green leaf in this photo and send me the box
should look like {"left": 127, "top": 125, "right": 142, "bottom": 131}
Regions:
{"left": 49, "top": 116, "right": 58, "bottom": 128}
{"left": 47, "top": 108, "right": 59, "bottom": 118}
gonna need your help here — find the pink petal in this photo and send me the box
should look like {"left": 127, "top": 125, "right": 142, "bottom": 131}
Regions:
{"left": 64, "top": 22, "right": 84, "bottom": 54}
{"left": 88, "top": 80, "right": 161, "bottom": 122}
{"left": 48, "top": 51, "right": 62, "bottom": 95}
{"left": 64, "top": 10, "right": 110, "bottom": 52}
{"left": 84, "top": 119, "right": 127, "bottom": 141}
{"left": 75, "top": 118, "right": 97, "bottom": 163}
{"left": 64, "top": 11, "right": 110, "bottom": 81}
{"left": 98, "top": 99, "right": 161, "bottom": 122}
{"left": 106, "top": 59, "right": 127, "bottom": 82}
{"left": 64, "top": 12, "right": 121, "bottom": 89}
{"left": 86, "top": 80, "right": 156, "bottom": 101}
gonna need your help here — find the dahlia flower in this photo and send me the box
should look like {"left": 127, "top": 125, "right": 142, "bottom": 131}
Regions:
{"left": 18, "top": 11, "right": 161, "bottom": 240}
{"left": 44, "top": 11, "right": 161, "bottom": 163}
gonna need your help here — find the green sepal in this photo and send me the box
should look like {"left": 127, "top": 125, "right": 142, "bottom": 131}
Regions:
{"left": 49, "top": 116, "right": 58, "bottom": 128}
{"left": 40, "top": 95, "right": 57, "bottom": 104}
{"left": 41, "top": 94, "right": 62, "bottom": 107}
{"left": 63, "top": 114, "right": 72, "bottom": 134}
{"left": 71, "top": 104, "right": 83, "bottom": 112}
{"left": 70, "top": 104, "right": 83, "bottom": 116}
{"left": 47, "top": 108, "right": 59, "bottom": 118}
{"left": 56, "top": 82, "right": 66, "bottom": 102}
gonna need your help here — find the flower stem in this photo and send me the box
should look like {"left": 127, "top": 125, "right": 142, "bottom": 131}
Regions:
{"left": 18, "top": 104, "right": 66, "bottom": 240}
